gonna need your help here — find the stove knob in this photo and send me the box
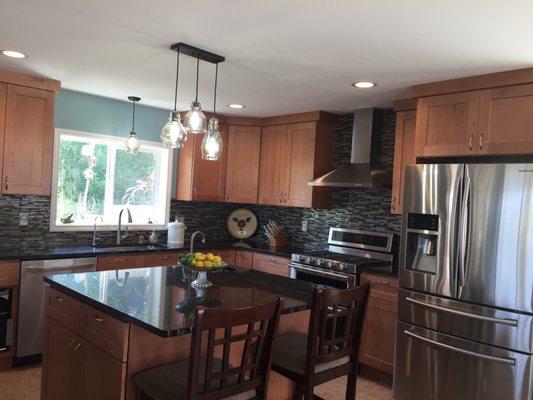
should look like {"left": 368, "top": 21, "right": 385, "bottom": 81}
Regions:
{"left": 327, "top": 261, "right": 334, "bottom": 268}
{"left": 338, "top": 263, "right": 346, "bottom": 270}
{"left": 316, "top": 259, "right": 323, "bottom": 266}
{"left": 306, "top": 257, "right": 313, "bottom": 264}
{"left": 297, "top": 255, "right": 304, "bottom": 262}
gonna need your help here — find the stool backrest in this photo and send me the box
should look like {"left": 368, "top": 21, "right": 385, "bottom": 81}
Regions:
{"left": 306, "top": 284, "right": 370, "bottom": 372}
{"left": 187, "top": 297, "right": 283, "bottom": 400}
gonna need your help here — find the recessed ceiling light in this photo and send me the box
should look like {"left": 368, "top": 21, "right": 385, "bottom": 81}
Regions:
{"left": 351, "top": 81, "right": 377, "bottom": 89}
{"left": 228, "top": 104, "right": 246, "bottom": 109}
{"left": 2, "top": 50, "right": 27, "bottom": 59}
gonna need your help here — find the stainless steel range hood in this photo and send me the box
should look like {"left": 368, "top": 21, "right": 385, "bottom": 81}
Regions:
{"left": 309, "top": 108, "right": 391, "bottom": 188}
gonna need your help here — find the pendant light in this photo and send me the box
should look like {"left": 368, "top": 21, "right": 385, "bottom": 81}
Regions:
{"left": 161, "top": 50, "right": 188, "bottom": 149}
{"left": 201, "top": 63, "right": 223, "bottom": 161}
{"left": 184, "top": 58, "right": 207, "bottom": 134}
{"left": 125, "top": 96, "right": 141, "bottom": 154}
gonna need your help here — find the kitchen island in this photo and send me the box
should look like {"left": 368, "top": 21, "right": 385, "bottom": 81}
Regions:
{"left": 42, "top": 265, "right": 315, "bottom": 400}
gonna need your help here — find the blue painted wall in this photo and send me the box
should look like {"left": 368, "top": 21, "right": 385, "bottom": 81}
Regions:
{"left": 55, "top": 89, "right": 178, "bottom": 190}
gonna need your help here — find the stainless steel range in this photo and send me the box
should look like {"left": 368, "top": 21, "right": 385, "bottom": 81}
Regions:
{"left": 290, "top": 227, "right": 396, "bottom": 289}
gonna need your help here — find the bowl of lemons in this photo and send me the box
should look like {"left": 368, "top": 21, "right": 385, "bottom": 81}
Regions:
{"left": 179, "top": 252, "right": 226, "bottom": 288}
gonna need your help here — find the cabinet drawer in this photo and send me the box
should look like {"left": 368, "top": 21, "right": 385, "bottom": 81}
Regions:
{"left": 235, "top": 251, "right": 253, "bottom": 269}
{"left": 360, "top": 273, "right": 399, "bottom": 303}
{"left": 143, "top": 252, "right": 180, "bottom": 267}
{"left": 216, "top": 249, "right": 236, "bottom": 265}
{"left": 0, "top": 261, "right": 20, "bottom": 287}
{"left": 252, "top": 253, "right": 290, "bottom": 277}
{"left": 97, "top": 254, "right": 145, "bottom": 271}
{"left": 80, "top": 302, "right": 129, "bottom": 362}
{"left": 45, "top": 287, "right": 81, "bottom": 331}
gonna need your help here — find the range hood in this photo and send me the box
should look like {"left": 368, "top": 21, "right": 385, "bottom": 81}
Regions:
{"left": 309, "top": 108, "right": 391, "bottom": 188}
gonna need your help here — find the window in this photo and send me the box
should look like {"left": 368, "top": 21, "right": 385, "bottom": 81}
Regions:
{"left": 50, "top": 129, "right": 172, "bottom": 231}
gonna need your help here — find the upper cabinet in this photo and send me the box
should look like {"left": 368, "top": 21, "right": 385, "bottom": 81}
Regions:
{"left": 0, "top": 70, "right": 60, "bottom": 196}
{"left": 478, "top": 83, "right": 533, "bottom": 155}
{"left": 176, "top": 124, "right": 229, "bottom": 202}
{"left": 415, "top": 91, "right": 480, "bottom": 157}
{"left": 258, "top": 120, "right": 335, "bottom": 208}
{"left": 412, "top": 67, "right": 533, "bottom": 158}
{"left": 391, "top": 108, "right": 416, "bottom": 215}
{"left": 225, "top": 125, "right": 262, "bottom": 204}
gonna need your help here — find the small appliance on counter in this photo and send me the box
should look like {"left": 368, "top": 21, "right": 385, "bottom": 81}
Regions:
{"left": 226, "top": 208, "right": 258, "bottom": 248}
{"left": 167, "top": 216, "right": 186, "bottom": 248}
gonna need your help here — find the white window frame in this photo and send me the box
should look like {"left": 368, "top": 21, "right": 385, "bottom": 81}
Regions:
{"left": 50, "top": 128, "right": 173, "bottom": 232}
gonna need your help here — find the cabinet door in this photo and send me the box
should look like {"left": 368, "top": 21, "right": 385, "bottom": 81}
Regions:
{"left": 2, "top": 85, "right": 54, "bottom": 195}
{"left": 42, "top": 318, "right": 77, "bottom": 400}
{"left": 143, "top": 252, "right": 180, "bottom": 267}
{"left": 258, "top": 125, "right": 288, "bottom": 206}
{"left": 252, "top": 253, "right": 290, "bottom": 277}
{"left": 415, "top": 91, "right": 480, "bottom": 157}
{"left": 391, "top": 110, "right": 416, "bottom": 214}
{"left": 76, "top": 336, "right": 126, "bottom": 400}
{"left": 284, "top": 122, "right": 316, "bottom": 207}
{"left": 225, "top": 125, "right": 262, "bottom": 203}
{"left": 235, "top": 250, "right": 253, "bottom": 269}
{"left": 191, "top": 125, "right": 229, "bottom": 201}
{"left": 478, "top": 84, "right": 533, "bottom": 155}
{"left": 96, "top": 254, "right": 145, "bottom": 271}
{"left": 0, "top": 83, "right": 6, "bottom": 186}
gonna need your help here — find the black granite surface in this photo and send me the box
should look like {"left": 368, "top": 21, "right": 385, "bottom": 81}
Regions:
{"left": 44, "top": 266, "right": 320, "bottom": 337}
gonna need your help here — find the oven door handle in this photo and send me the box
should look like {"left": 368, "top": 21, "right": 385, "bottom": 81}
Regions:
{"left": 290, "top": 263, "right": 353, "bottom": 281}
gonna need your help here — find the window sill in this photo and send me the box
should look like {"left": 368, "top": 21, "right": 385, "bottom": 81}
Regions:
{"left": 49, "top": 224, "right": 168, "bottom": 232}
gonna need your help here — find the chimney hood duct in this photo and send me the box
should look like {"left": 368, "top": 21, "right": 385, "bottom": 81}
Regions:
{"left": 309, "top": 108, "right": 391, "bottom": 188}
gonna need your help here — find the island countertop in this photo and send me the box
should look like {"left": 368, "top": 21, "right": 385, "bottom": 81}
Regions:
{"left": 44, "top": 265, "right": 319, "bottom": 337}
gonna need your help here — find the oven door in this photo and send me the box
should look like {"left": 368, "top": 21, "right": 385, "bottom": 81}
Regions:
{"left": 289, "top": 263, "right": 357, "bottom": 289}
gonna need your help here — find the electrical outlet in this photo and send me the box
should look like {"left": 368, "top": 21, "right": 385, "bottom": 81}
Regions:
{"left": 19, "top": 212, "right": 29, "bottom": 226}
{"left": 301, "top": 219, "right": 308, "bottom": 232}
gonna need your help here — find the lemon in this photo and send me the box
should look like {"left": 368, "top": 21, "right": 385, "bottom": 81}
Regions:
{"left": 195, "top": 252, "right": 206, "bottom": 261}
{"left": 207, "top": 253, "right": 215, "bottom": 261}
{"left": 195, "top": 261, "right": 204, "bottom": 268}
{"left": 213, "top": 255, "right": 222, "bottom": 264}
{"left": 204, "top": 261, "right": 213, "bottom": 268}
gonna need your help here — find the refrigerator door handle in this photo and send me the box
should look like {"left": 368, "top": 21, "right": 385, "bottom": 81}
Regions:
{"left": 405, "top": 297, "right": 519, "bottom": 326}
{"left": 403, "top": 330, "right": 516, "bottom": 366}
{"left": 458, "top": 173, "right": 471, "bottom": 287}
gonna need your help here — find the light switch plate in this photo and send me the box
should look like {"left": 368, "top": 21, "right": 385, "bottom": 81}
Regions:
{"left": 301, "top": 219, "right": 308, "bottom": 232}
{"left": 19, "top": 212, "right": 29, "bottom": 226}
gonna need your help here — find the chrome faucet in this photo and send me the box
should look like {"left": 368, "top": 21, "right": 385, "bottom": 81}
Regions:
{"left": 117, "top": 208, "right": 132, "bottom": 245}
{"left": 190, "top": 231, "right": 206, "bottom": 254}
{"left": 92, "top": 216, "right": 103, "bottom": 247}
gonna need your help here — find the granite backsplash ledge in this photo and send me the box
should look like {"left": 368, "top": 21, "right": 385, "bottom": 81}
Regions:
{"left": 0, "top": 111, "right": 401, "bottom": 255}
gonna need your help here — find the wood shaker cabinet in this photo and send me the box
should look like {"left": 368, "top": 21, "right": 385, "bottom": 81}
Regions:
{"left": 391, "top": 109, "right": 416, "bottom": 214}
{"left": 1, "top": 84, "right": 55, "bottom": 195}
{"left": 358, "top": 273, "right": 398, "bottom": 375}
{"left": 478, "top": 83, "right": 533, "bottom": 155}
{"left": 175, "top": 124, "right": 228, "bottom": 202}
{"left": 225, "top": 125, "right": 262, "bottom": 203}
{"left": 415, "top": 91, "right": 480, "bottom": 158}
{"left": 258, "top": 121, "right": 335, "bottom": 208}
{"left": 252, "top": 253, "right": 290, "bottom": 277}
{"left": 235, "top": 250, "right": 253, "bottom": 269}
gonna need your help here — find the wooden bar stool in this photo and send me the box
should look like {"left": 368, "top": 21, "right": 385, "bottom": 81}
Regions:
{"left": 270, "top": 284, "right": 370, "bottom": 400}
{"left": 135, "top": 297, "right": 283, "bottom": 400}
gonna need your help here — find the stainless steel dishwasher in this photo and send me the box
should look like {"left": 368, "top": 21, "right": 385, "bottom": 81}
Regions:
{"left": 16, "top": 257, "right": 97, "bottom": 362}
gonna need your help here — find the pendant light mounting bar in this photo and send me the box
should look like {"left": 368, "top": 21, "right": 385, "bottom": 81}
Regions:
{"left": 170, "top": 42, "right": 225, "bottom": 64}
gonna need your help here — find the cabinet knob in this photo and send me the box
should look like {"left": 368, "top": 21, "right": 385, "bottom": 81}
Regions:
{"left": 479, "top": 134, "right": 484, "bottom": 150}
{"left": 469, "top": 135, "right": 473, "bottom": 151}
{"left": 55, "top": 296, "right": 64, "bottom": 303}
{"left": 94, "top": 316, "right": 104, "bottom": 323}
{"left": 4, "top": 177, "right": 8, "bottom": 191}
{"left": 392, "top": 198, "right": 397, "bottom": 210}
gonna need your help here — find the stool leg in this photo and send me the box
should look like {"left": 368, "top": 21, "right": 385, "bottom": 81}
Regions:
{"left": 303, "top": 385, "right": 314, "bottom": 400}
{"left": 346, "top": 371, "right": 357, "bottom": 400}
{"left": 292, "top": 383, "right": 303, "bottom": 400}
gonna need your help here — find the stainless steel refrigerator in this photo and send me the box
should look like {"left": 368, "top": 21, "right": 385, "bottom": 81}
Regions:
{"left": 394, "top": 163, "right": 533, "bottom": 400}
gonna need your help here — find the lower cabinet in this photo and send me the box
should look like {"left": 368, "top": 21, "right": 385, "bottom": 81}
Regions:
{"left": 235, "top": 250, "right": 253, "bottom": 269}
{"left": 97, "top": 254, "right": 145, "bottom": 271}
{"left": 252, "top": 253, "right": 290, "bottom": 277}
{"left": 358, "top": 273, "right": 398, "bottom": 375}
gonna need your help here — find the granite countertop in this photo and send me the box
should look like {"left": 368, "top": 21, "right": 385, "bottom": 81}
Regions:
{"left": 44, "top": 265, "right": 319, "bottom": 337}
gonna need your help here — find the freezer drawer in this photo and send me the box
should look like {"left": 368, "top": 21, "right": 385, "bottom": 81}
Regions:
{"left": 394, "top": 321, "right": 533, "bottom": 400}
{"left": 398, "top": 289, "right": 533, "bottom": 354}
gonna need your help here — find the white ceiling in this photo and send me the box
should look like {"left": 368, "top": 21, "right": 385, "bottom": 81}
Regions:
{"left": 1, "top": 0, "right": 533, "bottom": 117}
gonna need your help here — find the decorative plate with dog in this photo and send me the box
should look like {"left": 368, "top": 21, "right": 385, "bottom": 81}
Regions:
{"left": 226, "top": 208, "right": 258, "bottom": 239}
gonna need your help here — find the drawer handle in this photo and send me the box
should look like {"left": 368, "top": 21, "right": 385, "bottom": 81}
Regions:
{"left": 68, "top": 339, "right": 77, "bottom": 349}
{"left": 375, "top": 280, "right": 390, "bottom": 285}
{"left": 94, "top": 316, "right": 105, "bottom": 323}
{"left": 55, "top": 296, "right": 65, "bottom": 303}
{"left": 160, "top": 256, "right": 169, "bottom": 260}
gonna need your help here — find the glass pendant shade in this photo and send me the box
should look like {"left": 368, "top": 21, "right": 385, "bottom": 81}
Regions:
{"left": 125, "top": 130, "right": 141, "bottom": 153}
{"left": 201, "top": 118, "right": 223, "bottom": 160}
{"left": 184, "top": 101, "right": 207, "bottom": 134}
{"left": 161, "top": 111, "right": 188, "bottom": 149}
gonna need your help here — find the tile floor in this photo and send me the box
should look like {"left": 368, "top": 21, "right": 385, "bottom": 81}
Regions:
{"left": 0, "top": 365, "right": 393, "bottom": 400}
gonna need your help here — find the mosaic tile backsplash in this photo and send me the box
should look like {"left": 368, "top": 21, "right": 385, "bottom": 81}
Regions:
{"left": 0, "top": 112, "right": 401, "bottom": 254}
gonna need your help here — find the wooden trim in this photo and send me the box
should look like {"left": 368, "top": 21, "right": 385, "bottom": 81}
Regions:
{"left": 0, "top": 69, "right": 61, "bottom": 93}
{"left": 262, "top": 111, "right": 338, "bottom": 126}
{"left": 393, "top": 98, "right": 417, "bottom": 111}
{"left": 225, "top": 116, "right": 263, "bottom": 126}
{"left": 411, "top": 66, "right": 533, "bottom": 98}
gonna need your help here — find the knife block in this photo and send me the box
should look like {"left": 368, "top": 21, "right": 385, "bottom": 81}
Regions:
{"left": 269, "top": 230, "right": 291, "bottom": 250}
